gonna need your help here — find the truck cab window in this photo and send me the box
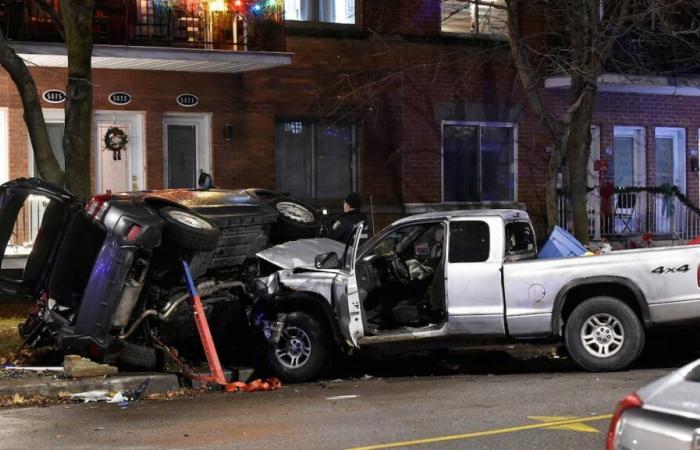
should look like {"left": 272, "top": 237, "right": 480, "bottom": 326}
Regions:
{"left": 504, "top": 221, "right": 536, "bottom": 261}
{"left": 449, "top": 221, "right": 490, "bottom": 263}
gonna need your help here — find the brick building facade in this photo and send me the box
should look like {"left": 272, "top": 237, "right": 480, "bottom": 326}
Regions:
{"left": 1, "top": 0, "right": 699, "bottom": 239}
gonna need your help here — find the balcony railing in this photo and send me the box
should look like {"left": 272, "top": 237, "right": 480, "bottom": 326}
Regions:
{"left": 0, "top": 0, "right": 285, "bottom": 52}
{"left": 558, "top": 186, "right": 700, "bottom": 243}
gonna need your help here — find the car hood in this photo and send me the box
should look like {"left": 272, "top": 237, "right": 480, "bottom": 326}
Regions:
{"left": 256, "top": 238, "right": 346, "bottom": 270}
{"left": 637, "top": 359, "right": 700, "bottom": 420}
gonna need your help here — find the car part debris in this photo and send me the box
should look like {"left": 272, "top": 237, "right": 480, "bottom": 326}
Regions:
{"left": 151, "top": 261, "right": 282, "bottom": 393}
{"left": 1, "top": 366, "right": 64, "bottom": 372}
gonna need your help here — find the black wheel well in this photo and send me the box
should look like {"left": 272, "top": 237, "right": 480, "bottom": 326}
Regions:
{"left": 276, "top": 293, "right": 344, "bottom": 347}
{"left": 556, "top": 282, "right": 648, "bottom": 335}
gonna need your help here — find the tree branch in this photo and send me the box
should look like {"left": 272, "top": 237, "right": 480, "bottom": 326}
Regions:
{"left": 31, "top": 0, "right": 65, "bottom": 40}
{"left": 0, "top": 29, "right": 65, "bottom": 184}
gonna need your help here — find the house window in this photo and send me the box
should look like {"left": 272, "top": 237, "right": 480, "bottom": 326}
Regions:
{"left": 441, "top": 0, "right": 507, "bottom": 37}
{"left": 285, "top": 0, "right": 356, "bottom": 24}
{"left": 275, "top": 120, "right": 356, "bottom": 200}
{"left": 442, "top": 122, "right": 515, "bottom": 202}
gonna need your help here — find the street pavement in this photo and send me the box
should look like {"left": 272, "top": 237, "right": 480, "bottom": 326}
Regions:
{"left": 1, "top": 329, "right": 698, "bottom": 450}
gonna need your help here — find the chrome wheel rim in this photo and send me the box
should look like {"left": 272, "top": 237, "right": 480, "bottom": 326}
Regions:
{"left": 169, "top": 210, "right": 213, "bottom": 230}
{"left": 276, "top": 201, "right": 315, "bottom": 224}
{"left": 580, "top": 313, "right": 624, "bottom": 358}
{"left": 274, "top": 326, "right": 312, "bottom": 369}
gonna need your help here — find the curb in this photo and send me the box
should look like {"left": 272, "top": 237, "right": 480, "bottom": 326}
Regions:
{"left": 0, "top": 366, "right": 257, "bottom": 398}
{"left": 0, "top": 373, "right": 181, "bottom": 398}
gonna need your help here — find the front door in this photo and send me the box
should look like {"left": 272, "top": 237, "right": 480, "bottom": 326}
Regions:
{"left": 613, "top": 126, "right": 646, "bottom": 234}
{"left": 655, "top": 127, "right": 686, "bottom": 234}
{"left": 94, "top": 112, "right": 145, "bottom": 193}
{"left": 163, "top": 114, "right": 211, "bottom": 189}
{"left": 445, "top": 217, "right": 505, "bottom": 336}
{"left": 586, "top": 126, "right": 601, "bottom": 239}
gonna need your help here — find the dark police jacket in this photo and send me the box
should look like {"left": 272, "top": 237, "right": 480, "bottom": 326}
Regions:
{"left": 327, "top": 210, "right": 368, "bottom": 243}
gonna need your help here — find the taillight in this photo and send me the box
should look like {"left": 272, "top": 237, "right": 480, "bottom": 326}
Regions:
{"left": 697, "top": 264, "right": 700, "bottom": 287}
{"left": 85, "top": 194, "right": 113, "bottom": 221}
{"left": 606, "top": 392, "right": 643, "bottom": 450}
{"left": 125, "top": 224, "right": 142, "bottom": 242}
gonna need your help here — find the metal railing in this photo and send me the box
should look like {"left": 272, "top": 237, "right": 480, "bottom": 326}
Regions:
{"left": 0, "top": 0, "right": 285, "bottom": 52}
{"left": 558, "top": 188, "right": 700, "bottom": 243}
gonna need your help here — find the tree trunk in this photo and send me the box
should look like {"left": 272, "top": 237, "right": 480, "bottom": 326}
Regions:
{"left": 61, "top": 0, "right": 94, "bottom": 201}
{"left": 0, "top": 37, "right": 64, "bottom": 185}
{"left": 545, "top": 138, "right": 566, "bottom": 233}
{"left": 566, "top": 88, "right": 595, "bottom": 244}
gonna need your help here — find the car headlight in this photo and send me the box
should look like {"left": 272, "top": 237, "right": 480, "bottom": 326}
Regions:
{"left": 255, "top": 273, "right": 280, "bottom": 298}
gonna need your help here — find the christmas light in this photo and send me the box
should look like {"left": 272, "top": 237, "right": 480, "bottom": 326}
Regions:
{"left": 209, "top": 0, "right": 226, "bottom": 12}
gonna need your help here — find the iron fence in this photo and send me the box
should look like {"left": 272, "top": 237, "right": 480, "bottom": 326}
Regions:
{"left": 558, "top": 188, "right": 700, "bottom": 243}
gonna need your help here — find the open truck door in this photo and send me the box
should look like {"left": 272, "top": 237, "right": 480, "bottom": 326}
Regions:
{"left": 0, "top": 179, "right": 75, "bottom": 300}
{"left": 339, "top": 222, "right": 365, "bottom": 346}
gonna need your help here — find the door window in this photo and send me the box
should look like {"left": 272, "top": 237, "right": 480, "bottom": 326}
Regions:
{"left": 448, "top": 221, "right": 490, "bottom": 263}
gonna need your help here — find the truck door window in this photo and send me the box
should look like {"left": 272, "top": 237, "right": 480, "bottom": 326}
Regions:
{"left": 449, "top": 221, "right": 490, "bottom": 263}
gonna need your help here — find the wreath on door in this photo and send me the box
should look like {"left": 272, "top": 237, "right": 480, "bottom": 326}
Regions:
{"left": 104, "top": 126, "right": 129, "bottom": 161}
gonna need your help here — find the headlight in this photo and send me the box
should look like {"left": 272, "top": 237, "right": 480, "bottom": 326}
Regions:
{"left": 255, "top": 273, "right": 280, "bottom": 298}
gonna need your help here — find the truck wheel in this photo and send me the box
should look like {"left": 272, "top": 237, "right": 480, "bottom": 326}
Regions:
{"left": 268, "top": 311, "right": 332, "bottom": 382}
{"left": 271, "top": 198, "right": 321, "bottom": 242}
{"left": 564, "top": 296, "right": 644, "bottom": 371}
{"left": 159, "top": 207, "right": 220, "bottom": 251}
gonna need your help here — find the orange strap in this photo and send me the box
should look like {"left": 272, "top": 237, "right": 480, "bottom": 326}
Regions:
{"left": 224, "top": 377, "right": 282, "bottom": 393}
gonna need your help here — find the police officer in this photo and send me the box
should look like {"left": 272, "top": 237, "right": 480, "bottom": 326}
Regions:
{"left": 327, "top": 192, "right": 367, "bottom": 243}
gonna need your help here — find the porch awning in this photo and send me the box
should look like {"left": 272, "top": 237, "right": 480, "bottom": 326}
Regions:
{"left": 10, "top": 42, "right": 292, "bottom": 74}
{"left": 545, "top": 73, "right": 700, "bottom": 97}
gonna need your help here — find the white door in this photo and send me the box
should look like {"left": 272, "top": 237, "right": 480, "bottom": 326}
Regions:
{"left": 613, "top": 126, "right": 646, "bottom": 234}
{"left": 94, "top": 111, "right": 145, "bottom": 193}
{"left": 586, "top": 126, "right": 601, "bottom": 240}
{"left": 163, "top": 114, "right": 211, "bottom": 189}
{"left": 655, "top": 127, "right": 686, "bottom": 234}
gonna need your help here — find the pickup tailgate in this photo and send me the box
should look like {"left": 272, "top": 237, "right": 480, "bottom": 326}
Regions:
{"left": 502, "top": 245, "right": 700, "bottom": 337}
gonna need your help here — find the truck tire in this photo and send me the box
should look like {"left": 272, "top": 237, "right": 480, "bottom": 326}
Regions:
{"left": 267, "top": 311, "right": 333, "bottom": 382}
{"left": 564, "top": 296, "right": 644, "bottom": 371}
{"left": 271, "top": 198, "right": 321, "bottom": 242}
{"left": 159, "top": 207, "right": 220, "bottom": 252}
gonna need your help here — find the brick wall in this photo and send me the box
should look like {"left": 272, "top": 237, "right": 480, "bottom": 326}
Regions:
{"left": 0, "top": 0, "right": 699, "bottom": 239}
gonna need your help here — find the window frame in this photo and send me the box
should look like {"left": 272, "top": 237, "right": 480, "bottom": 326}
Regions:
{"left": 440, "top": 120, "right": 518, "bottom": 204}
{"left": 274, "top": 118, "right": 359, "bottom": 202}
{"left": 440, "top": 0, "right": 508, "bottom": 40}
{"left": 284, "top": 0, "right": 360, "bottom": 27}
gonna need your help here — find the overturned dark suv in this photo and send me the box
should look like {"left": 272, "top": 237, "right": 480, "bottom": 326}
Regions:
{"left": 0, "top": 177, "right": 321, "bottom": 368}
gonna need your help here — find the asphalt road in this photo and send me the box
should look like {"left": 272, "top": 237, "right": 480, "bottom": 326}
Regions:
{"left": 3, "top": 332, "right": 698, "bottom": 450}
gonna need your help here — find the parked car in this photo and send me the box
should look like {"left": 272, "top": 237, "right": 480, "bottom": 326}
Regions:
{"left": 606, "top": 358, "right": 700, "bottom": 450}
{"left": 254, "top": 209, "right": 700, "bottom": 381}
{"left": 0, "top": 177, "right": 321, "bottom": 368}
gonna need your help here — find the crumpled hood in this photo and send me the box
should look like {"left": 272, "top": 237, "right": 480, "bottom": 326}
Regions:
{"left": 638, "top": 359, "right": 700, "bottom": 420}
{"left": 256, "top": 238, "right": 346, "bottom": 270}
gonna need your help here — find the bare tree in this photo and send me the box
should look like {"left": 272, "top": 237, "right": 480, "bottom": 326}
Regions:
{"left": 0, "top": 0, "right": 94, "bottom": 201}
{"left": 502, "top": 0, "right": 632, "bottom": 243}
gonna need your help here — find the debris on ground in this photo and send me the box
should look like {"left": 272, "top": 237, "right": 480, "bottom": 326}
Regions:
{"left": 62, "top": 355, "right": 118, "bottom": 378}
{"left": 69, "top": 379, "right": 151, "bottom": 405}
{"left": 3, "top": 366, "right": 64, "bottom": 373}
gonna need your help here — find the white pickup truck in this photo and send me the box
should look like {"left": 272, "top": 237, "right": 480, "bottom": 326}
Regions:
{"left": 255, "top": 210, "right": 700, "bottom": 382}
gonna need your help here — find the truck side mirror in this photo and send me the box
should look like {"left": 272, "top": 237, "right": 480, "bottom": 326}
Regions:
{"left": 198, "top": 172, "right": 214, "bottom": 190}
{"left": 315, "top": 252, "right": 341, "bottom": 269}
